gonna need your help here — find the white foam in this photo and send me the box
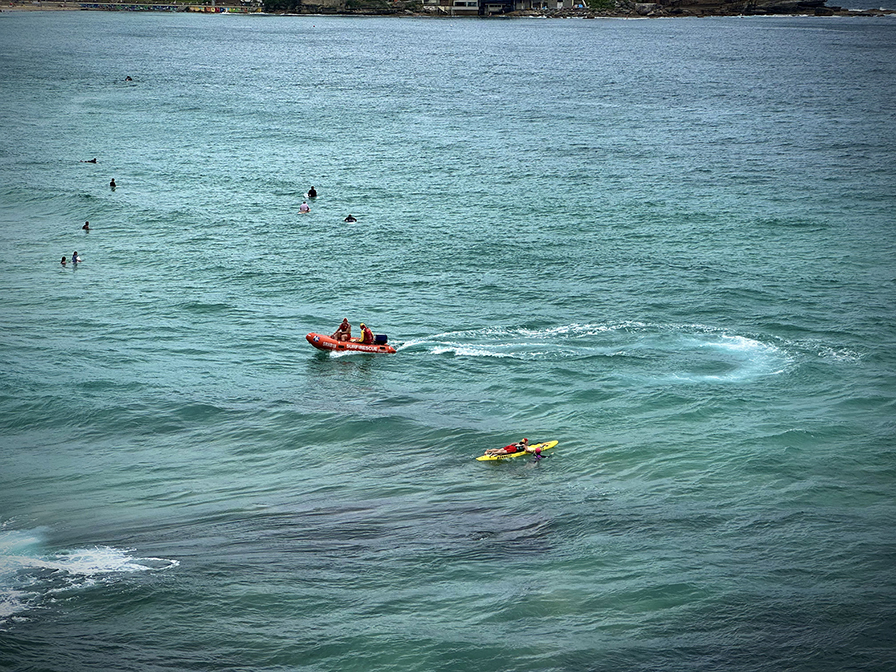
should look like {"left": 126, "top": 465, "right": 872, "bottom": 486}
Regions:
{"left": 37, "top": 546, "right": 179, "bottom": 576}
{"left": 432, "top": 344, "right": 516, "bottom": 358}
{"left": 0, "top": 527, "right": 44, "bottom": 557}
{"left": 397, "top": 323, "right": 791, "bottom": 380}
{"left": 816, "top": 346, "right": 862, "bottom": 362}
{"left": 0, "top": 528, "right": 178, "bottom": 623}
{"left": 328, "top": 349, "right": 368, "bottom": 358}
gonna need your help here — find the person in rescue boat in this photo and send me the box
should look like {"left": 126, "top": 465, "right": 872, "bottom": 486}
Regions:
{"left": 331, "top": 318, "right": 351, "bottom": 342}
{"left": 354, "top": 322, "right": 374, "bottom": 345}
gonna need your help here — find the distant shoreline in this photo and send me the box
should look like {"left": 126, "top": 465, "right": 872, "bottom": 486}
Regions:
{"left": 2, "top": 0, "right": 894, "bottom": 16}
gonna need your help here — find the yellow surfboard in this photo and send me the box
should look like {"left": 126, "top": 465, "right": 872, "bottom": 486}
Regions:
{"left": 475, "top": 440, "right": 558, "bottom": 462}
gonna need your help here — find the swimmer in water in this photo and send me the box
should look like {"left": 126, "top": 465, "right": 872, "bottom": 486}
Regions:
{"left": 61, "top": 256, "right": 67, "bottom": 266}
{"left": 343, "top": 214, "right": 357, "bottom": 222}
{"left": 299, "top": 201, "right": 310, "bottom": 213}
{"left": 110, "top": 178, "right": 116, "bottom": 189}
{"left": 82, "top": 221, "right": 90, "bottom": 231}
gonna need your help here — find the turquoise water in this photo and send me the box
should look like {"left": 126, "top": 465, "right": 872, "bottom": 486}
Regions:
{"left": 1, "top": 11, "right": 895, "bottom": 671}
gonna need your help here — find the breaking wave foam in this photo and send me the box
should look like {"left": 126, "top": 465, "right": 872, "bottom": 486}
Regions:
{"left": 0, "top": 526, "right": 178, "bottom": 624}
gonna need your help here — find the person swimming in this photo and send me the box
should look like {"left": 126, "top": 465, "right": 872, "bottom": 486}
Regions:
{"left": 61, "top": 256, "right": 67, "bottom": 266}
{"left": 343, "top": 214, "right": 357, "bottom": 222}
{"left": 82, "top": 221, "right": 90, "bottom": 231}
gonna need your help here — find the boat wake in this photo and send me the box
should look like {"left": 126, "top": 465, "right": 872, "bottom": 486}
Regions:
{"left": 398, "top": 322, "right": 791, "bottom": 383}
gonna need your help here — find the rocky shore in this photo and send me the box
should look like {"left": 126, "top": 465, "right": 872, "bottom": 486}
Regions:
{"left": 538, "top": 0, "right": 895, "bottom": 17}
{"left": 2, "top": 0, "right": 894, "bottom": 16}
{"left": 513, "top": 0, "right": 896, "bottom": 17}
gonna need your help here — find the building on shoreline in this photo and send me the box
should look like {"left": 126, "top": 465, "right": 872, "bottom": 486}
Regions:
{"left": 7, "top": 0, "right": 892, "bottom": 17}
{"left": 5, "top": 0, "right": 262, "bottom": 12}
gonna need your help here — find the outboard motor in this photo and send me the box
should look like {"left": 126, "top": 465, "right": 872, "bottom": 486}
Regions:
{"left": 374, "top": 334, "right": 388, "bottom": 345}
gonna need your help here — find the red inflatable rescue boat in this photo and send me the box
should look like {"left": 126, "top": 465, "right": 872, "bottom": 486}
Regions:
{"left": 306, "top": 333, "right": 396, "bottom": 354}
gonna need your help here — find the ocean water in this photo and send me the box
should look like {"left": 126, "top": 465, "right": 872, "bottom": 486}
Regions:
{"left": 1, "top": 11, "right": 895, "bottom": 671}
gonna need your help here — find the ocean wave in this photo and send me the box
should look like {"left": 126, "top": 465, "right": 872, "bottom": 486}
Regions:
{"left": 0, "top": 527, "right": 178, "bottom": 624}
{"left": 814, "top": 346, "right": 864, "bottom": 363}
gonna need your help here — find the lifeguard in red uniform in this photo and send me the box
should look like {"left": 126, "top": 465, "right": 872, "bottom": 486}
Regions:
{"left": 355, "top": 323, "right": 374, "bottom": 345}
{"left": 331, "top": 318, "right": 351, "bottom": 342}
{"left": 484, "top": 438, "right": 530, "bottom": 457}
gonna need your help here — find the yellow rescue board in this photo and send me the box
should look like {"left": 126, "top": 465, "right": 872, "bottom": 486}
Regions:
{"left": 475, "top": 440, "right": 559, "bottom": 462}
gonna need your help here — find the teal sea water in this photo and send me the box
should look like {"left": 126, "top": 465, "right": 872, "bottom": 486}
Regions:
{"left": 1, "top": 11, "right": 895, "bottom": 671}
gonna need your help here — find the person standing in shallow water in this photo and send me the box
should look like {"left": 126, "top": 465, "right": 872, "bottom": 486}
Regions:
{"left": 308, "top": 186, "right": 317, "bottom": 198}
{"left": 109, "top": 178, "right": 116, "bottom": 189}
{"left": 61, "top": 256, "right": 67, "bottom": 266}
{"left": 82, "top": 221, "right": 90, "bottom": 232}
{"left": 299, "top": 201, "right": 310, "bottom": 213}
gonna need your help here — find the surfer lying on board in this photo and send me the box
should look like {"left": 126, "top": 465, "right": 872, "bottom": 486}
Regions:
{"left": 484, "top": 438, "right": 531, "bottom": 456}
{"left": 353, "top": 323, "right": 374, "bottom": 345}
{"left": 331, "top": 318, "right": 351, "bottom": 342}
